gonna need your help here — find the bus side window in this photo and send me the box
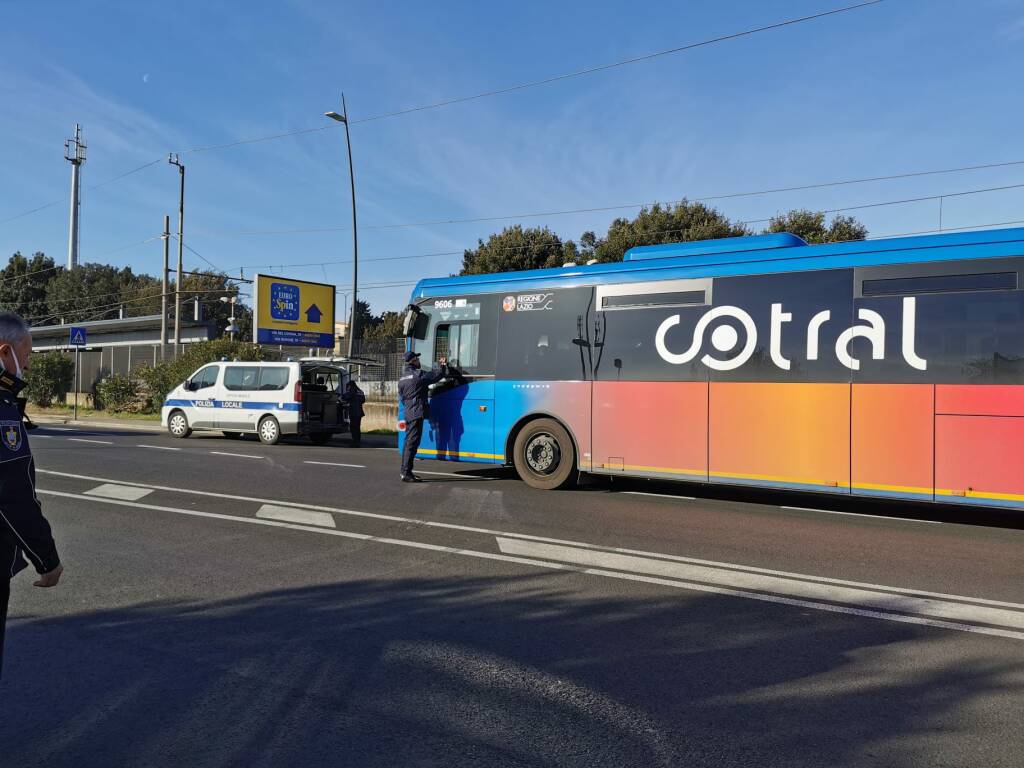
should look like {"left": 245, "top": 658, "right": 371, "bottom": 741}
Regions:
{"left": 435, "top": 324, "right": 451, "bottom": 363}
{"left": 434, "top": 322, "right": 480, "bottom": 370}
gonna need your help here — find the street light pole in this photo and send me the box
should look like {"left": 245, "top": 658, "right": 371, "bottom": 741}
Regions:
{"left": 325, "top": 95, "right": 359, "bottom": 358}
{"left": 168, "top": 153, "right": 185, "bottom": 357}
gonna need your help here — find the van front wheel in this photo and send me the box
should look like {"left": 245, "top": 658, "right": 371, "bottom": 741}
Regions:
{"left": 258, "top": 416, "right": 281, "bottom": 445}
{"left": 512, "top": 418, "right": 578, "bottom": 490}
{"left": 168, "top": 410, "right": 191, "bottom": 439}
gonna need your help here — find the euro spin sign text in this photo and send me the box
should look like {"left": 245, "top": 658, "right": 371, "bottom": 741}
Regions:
{"left": 655, "top": 296, "right": 927, "bottom": 372}
{"left": 254, "top": 274, "right": 335, "bottom": 349}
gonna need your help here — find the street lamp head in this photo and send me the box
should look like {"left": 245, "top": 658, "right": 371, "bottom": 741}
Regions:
{"left": 325, "top": 111, "right": 347, "bottom": 124}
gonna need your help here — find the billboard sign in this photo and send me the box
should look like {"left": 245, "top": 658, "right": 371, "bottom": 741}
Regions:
{"left": 253, "top": 274, "right": 336, "bottom": 348}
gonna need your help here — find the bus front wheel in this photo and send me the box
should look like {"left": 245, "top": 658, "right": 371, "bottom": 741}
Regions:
{"left": 512, "top": 418, "right": 578, "bottom": 490}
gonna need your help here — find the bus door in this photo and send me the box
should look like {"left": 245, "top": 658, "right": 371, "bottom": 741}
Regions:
{"left": 411, "top": 295, "right": 499, "bottom": 463}
{"left": 494, "top": 287, "right": 596, "bottom": 471}
{"left": 591, "top": 279, "right": 711, "bottom": 481}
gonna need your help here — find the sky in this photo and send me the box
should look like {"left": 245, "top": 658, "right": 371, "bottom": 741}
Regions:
{"left": 2, "top": 0, "right": 1024, "bottom": 316}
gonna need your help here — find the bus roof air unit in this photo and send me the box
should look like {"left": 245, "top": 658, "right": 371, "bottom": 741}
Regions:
{"left": 623, "top": 232, "right": 807, "bottom": 262}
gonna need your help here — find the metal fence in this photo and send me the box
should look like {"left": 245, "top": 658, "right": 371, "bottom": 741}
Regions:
{"left": 40, "top": 337, "right": 408, "bottom": 398}
{"left": 349, "top": 338, "right": 406, "bottom": 382}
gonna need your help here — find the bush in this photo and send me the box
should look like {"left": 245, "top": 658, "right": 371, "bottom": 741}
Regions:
{"left": 24, "top": 351, "right": 74, "bottom": 407}
{"left": 137, "top": 339, "right": 270, "bottom": 409}
{"left": 95, "top": 374, "right": 146, "bottom": 413}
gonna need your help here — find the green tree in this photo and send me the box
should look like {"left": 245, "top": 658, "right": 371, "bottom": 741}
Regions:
{"left": 24, "top": 351, "right": 74, "bottom": 407}
{"left": 180, "top": 272, "right": 252, "bottom": 340}
{"left": 361, "top": 310, "right": 405, "bottom": 344}
{"left": 766, "top": 210, "right": 868, "bottom": 244}
{"left": 0, "top": 251, "right": 57, "bottom": 320}
{"left": 460, "top": 225, "right": 576, "bottom": 275}
{"left": 44, "top": 263, "right": 139, "bottom": 323}
{"left": 585, "top": 201, "right": 747, "bottom": 263}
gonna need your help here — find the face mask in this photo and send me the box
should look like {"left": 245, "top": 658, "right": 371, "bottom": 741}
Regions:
{"left": 1, "top": 346, "right": 23, "bottom": 379}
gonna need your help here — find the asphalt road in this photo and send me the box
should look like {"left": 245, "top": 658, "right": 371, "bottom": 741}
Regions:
{"left": 3, "top": 422, "right": 1024, "bottom": 767}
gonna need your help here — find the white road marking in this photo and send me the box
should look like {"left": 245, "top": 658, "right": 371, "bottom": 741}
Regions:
{"left": 68, "top": 438, "right": 113, "bottom": 445}
{"left": 256, "top": 504, "right": 336, "bottom": 528}
{"left": 137, "top": 444, "right": 181, "bottom": 451}
{"left": 84, "top": 483, "right": 154, "bottom": 501}
{"left": 622, "top": 491, "right": 696, "bottom": 500}
{"left": 415, "top": 470, "right": 491, "bottom": 479}
{"left": 35, "top": 486, "right": 1024, "bottom": 641}
{"left": 304, "top": 460, "right": 365, "bottom": 469}
{"left": 495, "top": 537, "right": 1024, "bottom": 634}
{"left": 781, "top": 505, "right": 940, "bottom": 524}
{"left": 32, "top": 435, "right": 54, "bottom": 439}
{"left": 36, "top": 468, "right": 1012, "bottom": 605}
{"left": 45, "top": 427, "right": 75, "bottom": 432}
{"left": 210, "top": 451, "right": 264, "bottom": 460}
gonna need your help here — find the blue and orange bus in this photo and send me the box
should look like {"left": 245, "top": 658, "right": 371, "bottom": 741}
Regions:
{"left": 398, "top": 227, "right": 1024, "bottom": 508}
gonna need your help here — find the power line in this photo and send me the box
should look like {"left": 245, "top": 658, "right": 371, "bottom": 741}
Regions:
{"left": 0, "top": 235, "right": 163, "bottom": 285}
{"left": 174, "top": 0, "right": 885, "bottom": 154}
{"left": 221, "top": 181, "right": 1024, "bottom": 274}
{"left": 193, "top": 162, "right": 1024, "bottom": 238}
{"left": 352, "top": 2, "right": 886, "bottom": 125}
{"left": 173, "top": 237, "right": 226, "bottom": 274}
{"left": 0, "top": 158, "right": 163, "bottom": 227}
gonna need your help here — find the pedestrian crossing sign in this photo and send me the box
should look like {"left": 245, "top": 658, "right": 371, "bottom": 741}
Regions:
{"left": 69, "top": 327, "right": 87, "bottom": 347}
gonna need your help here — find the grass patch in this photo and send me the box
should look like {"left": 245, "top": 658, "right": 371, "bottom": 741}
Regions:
{"left": 28, "top": 406, "right": 161, "bottom": 422}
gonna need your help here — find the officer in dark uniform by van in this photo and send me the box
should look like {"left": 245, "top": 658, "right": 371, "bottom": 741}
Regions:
{"left": 398, "top": 351, "right": 447, "bottom": 482}
{"left": 343, "top": 379, "right": 366, "bottom": 448}
{"left": 0, "top": 312, "right": 63, "bottom": 678}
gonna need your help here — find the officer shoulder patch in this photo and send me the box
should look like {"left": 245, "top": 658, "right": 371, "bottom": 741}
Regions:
{"left": 1, "top": 420, "right": 24, "bottom": 453}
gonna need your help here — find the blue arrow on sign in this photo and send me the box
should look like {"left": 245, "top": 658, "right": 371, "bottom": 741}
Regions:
{"left": 305, "top": 304, "right": 322, "bottom": 324}
{"left": 69, "top": 327, "right": 87, "bottom": 346}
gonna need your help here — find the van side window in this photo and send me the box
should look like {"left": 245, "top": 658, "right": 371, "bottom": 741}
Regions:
{"left": 258, "top": 367, "right": 290, "bottom": 391}
{"left": 192, "top": 366, "right": 219, "bottom": 390}
{"left": 224, "top": 366, "right": 260, "bottom": 391}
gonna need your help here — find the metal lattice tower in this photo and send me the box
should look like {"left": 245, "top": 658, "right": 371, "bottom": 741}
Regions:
{"left": 64, "top": 124, "right": 87, "bottom": 270}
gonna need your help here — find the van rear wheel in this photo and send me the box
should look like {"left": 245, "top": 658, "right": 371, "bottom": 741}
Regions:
{"left": 258, "top": 416, "right": 281, "bottom": 445}
{"left": 168, "top": 410, "right": 191, "bottom": 439}
{"left": 512, "top": 418, "right": 578, "bottom": 490}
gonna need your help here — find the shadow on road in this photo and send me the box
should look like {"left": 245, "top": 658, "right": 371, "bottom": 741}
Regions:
{"left": 3, "top": 574, "right": 1020, "bottom": 767}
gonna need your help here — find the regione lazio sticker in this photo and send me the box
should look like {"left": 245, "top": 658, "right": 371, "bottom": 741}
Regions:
{"left": 2, "top": 421, "right": 23, "bottom": 452}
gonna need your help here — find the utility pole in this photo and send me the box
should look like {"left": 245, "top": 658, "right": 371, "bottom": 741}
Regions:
{"left": 160, "top": 215, "right": 170, "bottom": 358}
{"left": 168, "top": 154, "right": 185, "bottom": 355}
{"left": 64, "top": 124, "right": 86, "bottom": 270}
{"left": 325, "top": 94, "right": 359, "bottom": 357}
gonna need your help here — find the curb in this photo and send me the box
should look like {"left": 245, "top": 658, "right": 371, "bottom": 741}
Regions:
{"left": 27, "top": 414, "right": 164, "bottom": 433}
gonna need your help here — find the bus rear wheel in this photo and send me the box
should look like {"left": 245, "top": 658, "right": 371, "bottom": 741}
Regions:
{"left": 513, "top": 418, "right": 578, "bottom": 490}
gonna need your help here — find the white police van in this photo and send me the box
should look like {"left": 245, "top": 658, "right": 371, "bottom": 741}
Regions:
{"left": 161, "top": 360, "right": 349, "bottom": 445}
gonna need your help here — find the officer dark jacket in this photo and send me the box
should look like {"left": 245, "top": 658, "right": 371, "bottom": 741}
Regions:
{"left": 398, "top": 362, "right": 447, "bottom": 421}
{"left": 343, "top": 385, "right": 366, "bottom": 419}
{"left": 0, "top": 370, "right": 60, "bottom": 580}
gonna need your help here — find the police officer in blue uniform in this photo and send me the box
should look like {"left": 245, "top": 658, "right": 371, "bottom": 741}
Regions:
{"left": 398, "top": 351, "right": 447, "bottom": 482}
{"left": 0, "top": 312, "right": 62, "bottom": 678}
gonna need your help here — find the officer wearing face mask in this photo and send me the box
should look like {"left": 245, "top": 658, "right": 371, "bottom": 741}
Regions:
{"left": 0, "top": 311, "right": 62, "bottom": 679}
{"left": 397, "top": 351, "right": 448, "bottom": 482}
